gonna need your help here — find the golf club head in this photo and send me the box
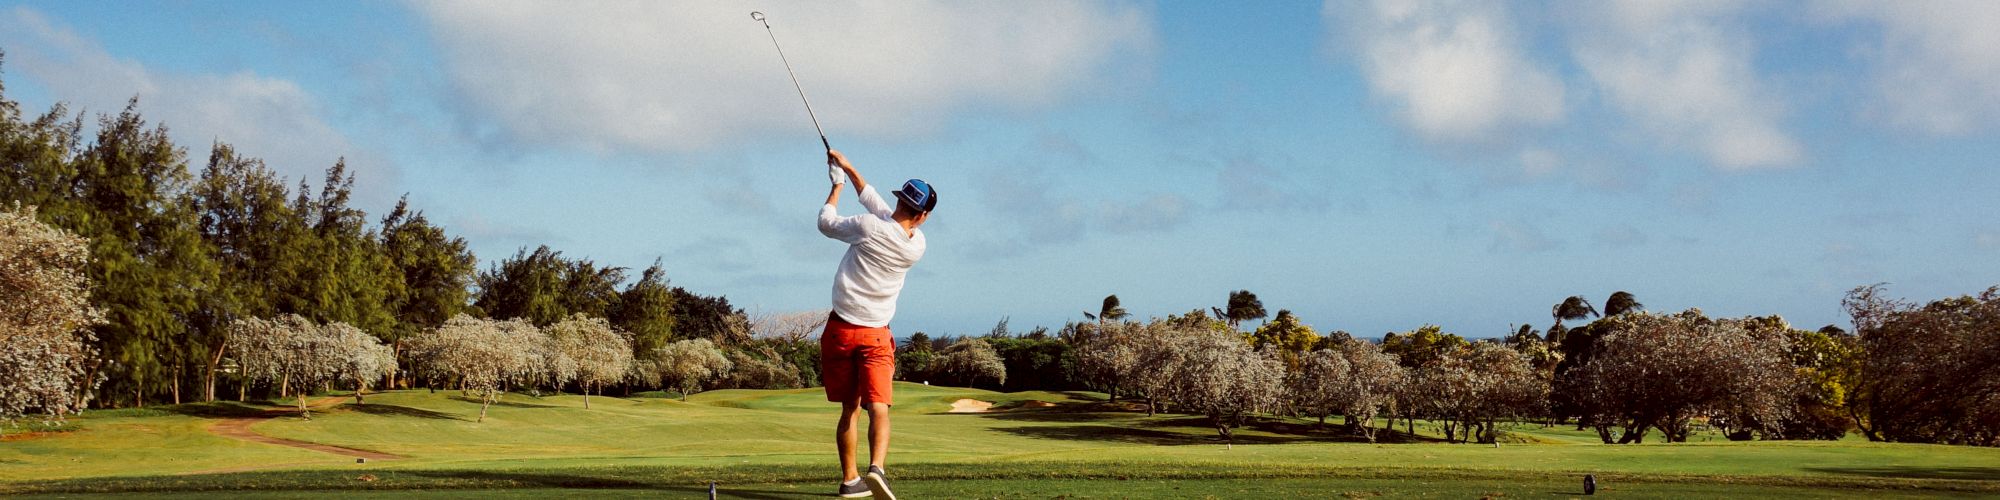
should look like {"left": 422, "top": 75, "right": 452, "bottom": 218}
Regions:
{"left": 750, "top": 11, "right": 765, "bottom": 22}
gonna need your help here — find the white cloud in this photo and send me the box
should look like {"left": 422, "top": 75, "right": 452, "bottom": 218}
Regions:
{"left": 1327, "top": 0, "right": 1565, "bottom": 143}
{"left": 1, "top": 7, "right": 390, "bottom": 197}
{"left": 1815, "top": 0, "right": 2000, "bottom": 136}
{"left": 1569, "top": 1, "right": 1802, "bottom": 170}
{"left": 412, "top": 1, "right": 1156, "bottom": 154}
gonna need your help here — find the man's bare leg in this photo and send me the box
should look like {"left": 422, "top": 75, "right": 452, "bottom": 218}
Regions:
{"left": 866, "top": 402, "right": 891, "bottom": 468}
{"left": 836, "top": 401, "right": 862, "bottom": 481}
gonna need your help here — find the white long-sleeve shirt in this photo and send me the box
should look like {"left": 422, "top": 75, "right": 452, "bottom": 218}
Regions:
{"left": 818, "top": 185, "right": 926, "bottom": 327}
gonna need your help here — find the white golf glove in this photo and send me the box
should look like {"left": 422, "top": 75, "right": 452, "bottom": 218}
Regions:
{"left": 829, "top": 162, "right": 848, "bottom": 186}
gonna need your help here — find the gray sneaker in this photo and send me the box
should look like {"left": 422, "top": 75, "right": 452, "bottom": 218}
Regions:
{"left": 863, "top": 465, "right": 896, "bottom": 500}
{"left": 836, "top": 479, "right": 871, "bottom": 498}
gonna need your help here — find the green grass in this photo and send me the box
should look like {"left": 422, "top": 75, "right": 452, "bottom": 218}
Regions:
{"left": 4, "top": 383, "right": 1998, "bottom": 498}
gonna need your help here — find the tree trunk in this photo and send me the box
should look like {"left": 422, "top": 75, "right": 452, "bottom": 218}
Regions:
{"left": 171, "top": 364, "right": 182, "bottom": 405}
{"left": 77, "top": 359, "right": 103, "bottom": 409}
{"left": 280, "top": 374, "right": 290, "bottom": 400}
{"left": 583, "top": 382, "right": 592, "bottom": 409}
{"left": 1849, "top": 404, "right": 1881, "bottom": 441}
{"left": 298, "top": 393, "right": 311, "bottom": 420}
{"left": 354, "top": 376, "right": 366, "bottom": 405}
{"left": 479, "top": 392, "right": 491, "bottom": 422}
{"left": 204, "top": 342, "right": 226, "bottom": 402}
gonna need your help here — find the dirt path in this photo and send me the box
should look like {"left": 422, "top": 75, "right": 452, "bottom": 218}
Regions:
{"left": 187, "top": 396, "right": 402, "bottom": 474}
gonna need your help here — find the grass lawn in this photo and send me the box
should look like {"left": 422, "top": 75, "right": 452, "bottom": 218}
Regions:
{"left": 4, "top": 383, "right": 1998, "bottom": 497}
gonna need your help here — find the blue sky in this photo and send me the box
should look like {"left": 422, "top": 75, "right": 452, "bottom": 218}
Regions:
{"left": 3, "top": 1, "right": 1996, "bottom": 338}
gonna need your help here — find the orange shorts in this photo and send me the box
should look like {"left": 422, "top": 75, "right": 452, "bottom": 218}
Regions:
{"left": 820, "top": 313, "right": 896, "bottom": 405}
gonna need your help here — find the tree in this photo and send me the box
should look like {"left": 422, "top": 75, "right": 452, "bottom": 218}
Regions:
{"left": 1604, "top": 291, "right": 1642, "bottom": 317}
{"left": 612, "top": 260, "right": 676, "bottom": 358}
{"left": 284, "top": 161, "right": 399, "bottom": 345}
{"left": 190, "top": 143, "right": 299, "bottom": 402}
{"left": 1547, "top": 295, "right": 1600, "bottom": 344}
{"left": 1083, "top": 294, "right": 1128, "bottom": 325}
{"left": 656, "top": 338, "right": 732, "bottom": 401}
{"left": 1565, "top": 310, "right": 1796, "bottom": 443}
{"left": 327, "top": 321, "right": 395, "bottom": 406}
{"left": 1329, "top": 338, "right": 1404, "bottom": 442}
{"left": 225, "top": 315, "right": 380, "bottom": 419}
{"left": 377, "top": 195, "right": 476, "bottom": 388}
{"left": 406, "top": 315, "right": 543, "bottom": 422}
{"left": 473, "top": 246, "right": 571, "bottom": 326}
{"left": 546, "top": 314, "right": 633, "bottom": 409}
{"left": 671, "top": 287, "right": 748, "bottom": 345}
{"left": 1164, "top": 326, "right": 1284, "bottom": 447}
{"left": 1075, "top": 321, "right": 1141, "bottom": 402}
{"left": 935, "top": 338, "right": 1007, "bottom": 388}
{"left": 1214, "top": 290, "right": 1268, "bottom": 331}
{"left": 0, "top": 204, "right": 104, "bottom": 428}
{"left": 1379, "top": 324, "right": 1467, "bottom": 369}
{"left": 75, "top": 101, "right": 215, "bottom": 408}
{"left": 1843, "top": 284, "right": 2000, "bottom": 445}
{"left": 1414, "top": 342, "right": 1546, "bottom": 443}
{"left": 1250, "top": 309, "right": 1319, "bottom": 354}
{"left": 1288, "top": 349, "right": 1349, "bottom": 426}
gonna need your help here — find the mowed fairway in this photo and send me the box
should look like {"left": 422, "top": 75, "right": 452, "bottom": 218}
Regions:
{"left": 4, "top": 383, "right": 1998, "bottom": 498}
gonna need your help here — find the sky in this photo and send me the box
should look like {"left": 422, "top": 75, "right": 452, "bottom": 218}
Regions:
{"left": 2, "top": 1, "right": 1996, "bottom": 338}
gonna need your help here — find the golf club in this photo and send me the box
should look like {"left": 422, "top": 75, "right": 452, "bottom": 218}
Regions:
{"left": 751, "top": 11, "right": 831, "bottom": 154}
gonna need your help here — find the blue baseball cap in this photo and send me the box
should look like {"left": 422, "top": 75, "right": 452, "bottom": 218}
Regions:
{"left": 893, "top": 179, "right": 937, "bottom": 213}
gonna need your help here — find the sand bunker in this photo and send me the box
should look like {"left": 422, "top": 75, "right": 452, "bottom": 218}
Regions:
{"left": 948, "top": 399, "right": 1057, "bottom": 412}
{"left": 948, "top": 399, "right": 994, "bottom": 413}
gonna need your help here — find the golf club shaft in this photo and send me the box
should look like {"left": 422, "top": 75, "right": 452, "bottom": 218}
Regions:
{"left": 754, "top": 13, "right": 829, "bottom": 153}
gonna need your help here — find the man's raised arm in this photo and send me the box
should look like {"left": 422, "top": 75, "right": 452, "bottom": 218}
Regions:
{"left": 828, "top": 149, "right": 893, "bottom": 217}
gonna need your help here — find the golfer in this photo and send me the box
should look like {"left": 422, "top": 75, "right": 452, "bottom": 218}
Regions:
{"left": 817, "top": 149, "right": 934, "bottom": 499}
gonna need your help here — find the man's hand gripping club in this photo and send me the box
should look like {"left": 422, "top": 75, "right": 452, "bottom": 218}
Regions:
{"left": 824, "top": 149, "right": 867, "bottom": 205}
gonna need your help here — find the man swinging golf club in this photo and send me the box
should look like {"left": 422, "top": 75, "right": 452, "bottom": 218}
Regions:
{"left": 818, "top": 149, "right": 934, "bottom": 499}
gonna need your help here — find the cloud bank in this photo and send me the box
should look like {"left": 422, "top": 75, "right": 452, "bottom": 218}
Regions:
{"left": 1, "top": 7, "right": 390, "bottom": 194}
{"left": 1327, "top": 0, "right": 1565, "bottom": 144}
{"left": 413, "top": 1, "right": 1157, "bottom": 154}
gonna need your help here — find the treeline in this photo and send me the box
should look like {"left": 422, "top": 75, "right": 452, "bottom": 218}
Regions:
{"left": 0, "top": 60, "right": 768, "bottom": 415}
{"left": 886, "top": 287, "right": 1997, "bottom": 447}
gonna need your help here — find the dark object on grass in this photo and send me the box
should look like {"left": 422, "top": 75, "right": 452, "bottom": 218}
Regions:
{"left": 355, "top": 458, "right": 365, "bottom": 464}
{"left": 1584, "top": 474, "right": 1597, "bottom": 495}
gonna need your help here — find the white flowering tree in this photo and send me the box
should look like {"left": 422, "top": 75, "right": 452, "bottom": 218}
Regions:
{"left": 1075, "top": 321, "right": 1142, "bottom": 403}
{"left": 1288, "top": 348, "right": 1349, "bottom": 425}
{"left": 1166, "top": 326, "right": 1284, "bottom": 447}
{"left": 547, "top": 314, "right": 632, "bottom": 408}
{"left": 225, "top": 315, "right": 358, "bottom": 419}
{"left": 1416, "top": 342, "right": 1545, "bottom": 443}
{"left": 326, "top": 322, "right": 396, "bottom": 406}
{"left": 407, "top": 315, "right": 543, "bottom": 422}
{"left": 1, "top": 205, "right": 105, "bottom": 429}
{"left": 1330, "top": 338, "right": 1404, "bottom": 442}
{"left": 655, "top": 338, "right": 732, "bottom": 401}
{"left": 936, "top": 338, "right": 1007, "bottom": 388}
{"left": 1567, "top": 310, "right": 1796, "bottom": 443}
